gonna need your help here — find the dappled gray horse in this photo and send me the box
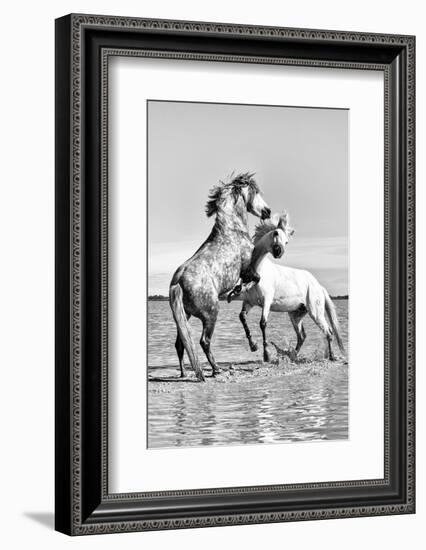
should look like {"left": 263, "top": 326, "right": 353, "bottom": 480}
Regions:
{"left": 169, "top": 173, "right": 271, "bottom": 381}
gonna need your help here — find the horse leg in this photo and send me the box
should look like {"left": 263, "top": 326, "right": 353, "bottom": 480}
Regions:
{"left": 310, "top": 312, "right": 335, "bottom": 361}
{"left": 239, "top": 303, "right": 258, "bottom": 352}
{"left": 200, "top": 312, "right": 221, "bottom": 377}
{"left": 289, "top": 309, "right": 307, "bottom": 354}
{"left": 306, "top": 293, "right": 336, "bottom": 361}
{"left": 318, "top": 317, "right": 335, "bottom": 360}
{"left": 175, "top": 333, "right": 186, "bottom": 378}
{"left": 175, "top": 313, "right": 191, "bottom": 377}
{"left": 260, "top": 303, "right": 272, "bottom": 363}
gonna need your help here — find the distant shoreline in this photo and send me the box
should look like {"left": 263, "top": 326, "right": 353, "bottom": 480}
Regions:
{"left": 148, "top": 294, "right": 349, "bottom": 302}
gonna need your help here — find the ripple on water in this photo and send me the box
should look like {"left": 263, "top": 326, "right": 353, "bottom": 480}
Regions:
{"left": 148, "top": 362, "right": 348, "bottom": 448}
{"left": 148, "top": 300, "right": 349, "bottom": 448}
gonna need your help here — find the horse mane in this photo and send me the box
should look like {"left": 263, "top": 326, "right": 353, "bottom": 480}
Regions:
{"left": 253, "top": 212, "right": 292, "bottom": 245}
{"left": 205, "top": 172, "right": 259, "bottom": 217}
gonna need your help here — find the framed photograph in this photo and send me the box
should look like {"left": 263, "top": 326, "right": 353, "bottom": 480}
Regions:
{"left": 55, "top": 14, "right": 415, "bottom": 535}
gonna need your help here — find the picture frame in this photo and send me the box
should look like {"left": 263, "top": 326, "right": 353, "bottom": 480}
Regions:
{"left": 55, "top": 13, "right": 415, "bottom": 535}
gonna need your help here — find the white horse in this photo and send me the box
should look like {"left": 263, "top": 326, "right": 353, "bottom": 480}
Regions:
{"left": 228, "top": 213, "right": 345, "bottom": 362}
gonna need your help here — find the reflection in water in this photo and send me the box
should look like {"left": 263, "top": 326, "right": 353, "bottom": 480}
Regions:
{"left": 148, "top": 363, "right": 348, "bottom": 448}
{"left": 148, "top": 300, "right": 349, "bottom": 449}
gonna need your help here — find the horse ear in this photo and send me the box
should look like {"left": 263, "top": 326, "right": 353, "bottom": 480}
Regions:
{"left": 277, "top": 212, "right": 288, "bottom": 230}
{"left": 269, "top": 213, "right": 279, "bottom": 227}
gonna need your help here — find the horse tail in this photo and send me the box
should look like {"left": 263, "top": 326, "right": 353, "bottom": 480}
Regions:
{"left": 323, "top": 288, "right": 345, "bottom": 354}
{"left": 169, "top": 282, "right": 205, "bottom": 381}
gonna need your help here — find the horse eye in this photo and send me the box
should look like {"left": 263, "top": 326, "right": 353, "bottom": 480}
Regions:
{"left": 273, "top": 230, "right": 279, "bottom": 237}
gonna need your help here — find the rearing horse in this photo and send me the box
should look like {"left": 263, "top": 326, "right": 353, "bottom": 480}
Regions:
{"left": 169, "top": 173, "right": 271, "bottom": 381}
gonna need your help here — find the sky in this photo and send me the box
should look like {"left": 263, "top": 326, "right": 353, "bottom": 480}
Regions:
{"left": 148, "top": 100, "right": 348, "bottom": 296}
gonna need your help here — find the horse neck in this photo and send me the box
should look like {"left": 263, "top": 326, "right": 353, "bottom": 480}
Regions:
{"left": 250, "top": 238, "right": 271, "bottom": 271}
{"left": 213, "top": 208, "right": 249, "bottom": 236}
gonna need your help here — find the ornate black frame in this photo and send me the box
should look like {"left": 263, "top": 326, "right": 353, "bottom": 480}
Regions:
{"left": 55, "top": 13, "right": 415, "bottom": 535}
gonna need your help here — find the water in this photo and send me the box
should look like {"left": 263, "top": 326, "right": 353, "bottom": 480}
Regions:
{"left": 148, "top": 300, "right": 349, "bottom": 449}
{"left": 148, "top": 300, "right": 349, "bottom": 367}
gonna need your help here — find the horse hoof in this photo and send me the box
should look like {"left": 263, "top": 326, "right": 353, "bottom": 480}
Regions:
{"left": 263, "top": 352, "right": 271, "bottom": 363}
{"left": 250, "top": 343, "right": 258, "bottom": 352}
{"left": 211, "top": 369, "right": 221, "bottom": 377}
{"left": 196, "top": 371, "right": 206, "bottom": 382}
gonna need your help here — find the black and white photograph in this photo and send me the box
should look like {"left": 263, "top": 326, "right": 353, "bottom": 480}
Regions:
{"left": 0, "top": 0, "right": 419, "bottom": 545}
{"left": 147, "top": 100, "right": 349, "bottom": 449}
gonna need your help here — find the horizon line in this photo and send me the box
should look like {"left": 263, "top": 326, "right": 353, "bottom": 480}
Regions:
{"left": 147, "top": 293, "right": 349, "bottom": 301}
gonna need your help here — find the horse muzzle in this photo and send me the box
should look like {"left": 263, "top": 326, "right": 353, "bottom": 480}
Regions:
{"left": 272, "top": 244, "right": 284, "bottom": 258}
{"left": 261, "top": 207, "right": 271, "bottom": 220}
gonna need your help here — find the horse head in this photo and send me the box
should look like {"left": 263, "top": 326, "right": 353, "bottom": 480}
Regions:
{"left": 254, "top": 212, "right": 295, "bottom": 259}
{"left": 206, "top": 173, "right": 271, "bottom": 222}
